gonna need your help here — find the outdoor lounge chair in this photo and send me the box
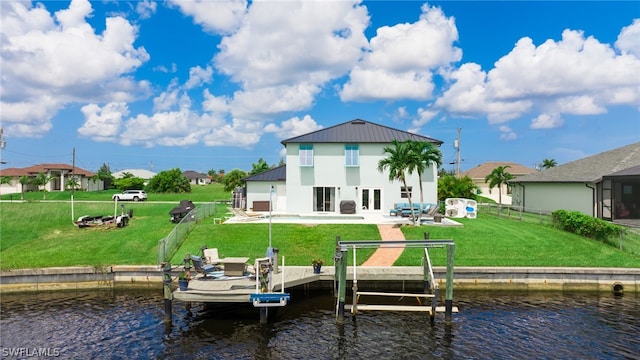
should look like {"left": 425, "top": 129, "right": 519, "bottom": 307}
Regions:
{"left": 423, "top": 204, "right": 441, "bottom": 218}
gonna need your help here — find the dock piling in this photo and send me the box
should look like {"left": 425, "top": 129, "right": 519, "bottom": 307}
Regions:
{"left": 445, "top": 243, "right": 455, "bottom": 323}
{"left": 162, "top": 262, "right": 172, "bottom": 325}
{"left": 335, "top": 236, "right": 346, "bottom": 323}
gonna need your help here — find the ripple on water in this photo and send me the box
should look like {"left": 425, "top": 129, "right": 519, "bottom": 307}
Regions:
{"left": 1, "top": 290, "right": 638, "bottom": 360}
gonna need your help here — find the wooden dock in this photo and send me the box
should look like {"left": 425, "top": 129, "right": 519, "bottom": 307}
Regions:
{"left": 172, "top": 266, "right": 321, "bottom": 303}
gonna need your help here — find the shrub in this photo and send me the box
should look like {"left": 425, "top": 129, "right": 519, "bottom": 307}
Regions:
{"left": 552, "top": 209, "right": 625, "bottom": 243}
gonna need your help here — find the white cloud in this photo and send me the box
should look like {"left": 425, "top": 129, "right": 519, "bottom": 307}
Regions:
{"left": 530, "top": 113, "right": 564, "bottom": 129}
{"left": 498, "top": 125, "right": 517, "bottom": 141}
{"left": 0, "top": 0, "right": 150, "bottom": 137}
{"left": 202, "top": 118, "right": 263, "bottom": 147}
{"left": 202, "top": 90, "right": 231, "bottom": 114}
{"left": 231, "top": 84, "right": 321, "bottom": 119}
{"left": 413, "top": 107, "right": 438, "bottom": 128}
{"left": 136, "top": 0, "right": 157, "bottom": 20}
{"left": 169, "top": 0, "right": 247, "bottom": 34}
{"left": 263, "top": 115, "right": 323, "bottom": 139}
{"left": 213, "top": 0, "right": 369, "bottom": 118}
{"left": 616, "top": 19, "right": 640, "bottom": 57}
{"left": 78, "top": 102, "right": 128, "bottom": 141}
{"left": 184, "top": 66, "right": 214, "bottom": 90}
{"left": 340, "top": 3, "right": 461, "bottom": 101}
{"left": 436, "top": 23, "right": 640, "bottom": 130}
{"left": 153, "top": 79, "right": 181, "bottom": 112}
{"left": 553, "top": 96, "right": 606, "bottom": 115}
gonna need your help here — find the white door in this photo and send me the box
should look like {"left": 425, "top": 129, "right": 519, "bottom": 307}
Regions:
{"left": 361, "top": 188, "right": 382, "bottom": 212}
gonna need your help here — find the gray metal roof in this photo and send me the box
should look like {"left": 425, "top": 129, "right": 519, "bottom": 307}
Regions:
{"left": 512, "top": 142, "right": 640, "bottom": 183}
{"left": 243, "top": 165, "right": 286, "bottom": 182}
{"left": 281, "top": 119, "right": 443, "bottom": 145}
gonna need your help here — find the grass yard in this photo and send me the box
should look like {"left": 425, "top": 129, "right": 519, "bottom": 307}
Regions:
{"left": 0, "top": 183, "right": 231, "bottom": 202}
{"left": 170, "top": 223, "right": 379, "bottom": 268}
{"left": 398, "top": 213, "right": 640, "bottom": 268}
{"left": 1, "top": 184, "right": 639, "bottom": 270}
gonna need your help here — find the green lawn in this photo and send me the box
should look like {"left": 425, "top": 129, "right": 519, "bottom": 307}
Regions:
{"left": 399, "top": 214, "right": 640, "bottom": 267}
{"left": 0, "top": 183, "right": 231, "bottom": 202}
{"left": 1, "top": 184, "right": 639, "bottom": 270}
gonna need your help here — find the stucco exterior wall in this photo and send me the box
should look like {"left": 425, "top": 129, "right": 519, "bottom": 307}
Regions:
{"left": 285, "top": 143, "right": 438, "bottom": 214}
{"left": 245, "top": 181, "right": 286, "bottom": 212}
{"left": 513, "top": 182, "right": 595, "bottom": 215}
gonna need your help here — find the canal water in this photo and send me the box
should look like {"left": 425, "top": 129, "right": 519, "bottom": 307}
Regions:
{"left": 0, "top": 289, "right": 638, "bottom": 359}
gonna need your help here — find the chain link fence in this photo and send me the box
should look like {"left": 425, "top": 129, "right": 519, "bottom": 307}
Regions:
{"left": 157, "top": 201, "right": 231, "bottom": 265}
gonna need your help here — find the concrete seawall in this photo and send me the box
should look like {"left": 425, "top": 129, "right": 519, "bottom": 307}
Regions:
{"left": 1, "top": 266, "right": 638, "bottom": 294}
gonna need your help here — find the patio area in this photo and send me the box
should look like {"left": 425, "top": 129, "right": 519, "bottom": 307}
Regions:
{"left": 223, "top": 211, "right": 463, "bottom": 226}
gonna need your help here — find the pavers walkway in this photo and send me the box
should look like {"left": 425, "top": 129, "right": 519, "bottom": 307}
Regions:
{"left": 361, "top": 224, "right": 406, "bottom": 266}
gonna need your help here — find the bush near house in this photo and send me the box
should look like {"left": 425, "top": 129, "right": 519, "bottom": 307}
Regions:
{"left": 552, "top": 209, "right": 624, "bottom": 243}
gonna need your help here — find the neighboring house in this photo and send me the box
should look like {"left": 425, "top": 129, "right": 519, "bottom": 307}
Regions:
{"left": 0, "top": 163, "right": 100, "bottom": 195}
{"left": 112, "top": 169, "right": 156, "bottom": 184}
{"left": 244, "top": 119, "right": 443, "bottom": 215}
{"left": 460, "top": 162, "right": 537, "bottom": 205}
{"left": 510, "top": 142, "right": 640, "bottom": 221}
{"left": 183, "top": 170, "right": 211, "bottom": 185}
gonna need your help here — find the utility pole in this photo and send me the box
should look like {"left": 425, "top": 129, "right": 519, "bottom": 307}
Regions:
{"left": 71, "top": 148, "right": 75, "bottom": 222}
{"left": 0, "top": 127, "right": 6, "bottom": 165}
{"left": 454, "top": 127, "right": 461, "bottom": 177}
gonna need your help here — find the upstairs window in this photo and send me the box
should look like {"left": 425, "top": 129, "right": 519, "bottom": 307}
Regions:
{"left": 299, "top": 144, "right": 314, "bottom": 167}
{"left": 400, "top": 186, "right": 412, "bottom": 198}
{"left": 345, "top": 145, "right": 359, "bottom": 167}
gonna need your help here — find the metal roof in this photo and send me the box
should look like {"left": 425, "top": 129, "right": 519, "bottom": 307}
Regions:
{"left": 281, "top": 119, "right": 443, "bottom": 145}
{"left": 512, "top": 142, "right": 640, "bottom": 183}
{"left": 243, "top": 165, "right": 286, "bottom": 182}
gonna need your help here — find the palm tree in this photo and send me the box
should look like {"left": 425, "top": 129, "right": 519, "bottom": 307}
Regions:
{"left": 33, "top": 172, "right": 55, "bottom": 200}
{"left": 19, "top": 175, "right": 30, "bottom": 200}
{"left": 66, "top": 177, "right": 80, "bottom": 191}
{"left": 484, "top": 165, "right": 514, "bottom": 209}
{"left": 406, "top": 140, "right": 443, "bottom": 224}
{"left": 438, "top": 174, "right": 478, "bottom": 201}
{"left": 540, "top": 158, "right": 557, "bottom": 170}
{"left": 378, "top": 140, "right": 416, "bottom": 224}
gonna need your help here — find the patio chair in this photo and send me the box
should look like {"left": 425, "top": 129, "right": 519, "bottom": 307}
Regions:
{"left": 190, "top": 255, "right": 216, "bottom": 276}
{"left": 203, "top": 248, "right": 222, "bottom": 265}
{"left": 424, "top": 204, "right": 441, "bottom": 218}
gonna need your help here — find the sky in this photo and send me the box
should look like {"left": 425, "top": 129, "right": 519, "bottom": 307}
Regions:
{"left": 1, "top": 0, "right": 639, "bottom": 175}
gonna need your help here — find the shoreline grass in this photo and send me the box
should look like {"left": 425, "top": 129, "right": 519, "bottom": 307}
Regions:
{"left": 1, "top": 185, "right": 639, "bottom": 270}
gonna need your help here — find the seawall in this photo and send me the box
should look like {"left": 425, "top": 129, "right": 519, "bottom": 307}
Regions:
{"left": 1, "top": 266, "right": 638, "bottom": 294}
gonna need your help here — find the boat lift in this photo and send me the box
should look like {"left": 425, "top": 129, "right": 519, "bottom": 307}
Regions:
{"left": 249, "top": 256, "right": 291, "bottom": 323}
{"left": 334, "top": 236, "right": 457, "bottom": 324}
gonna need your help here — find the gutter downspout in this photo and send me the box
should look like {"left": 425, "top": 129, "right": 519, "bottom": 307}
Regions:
{"left": 585, "top": 183, "right": 596, "bottom": 217}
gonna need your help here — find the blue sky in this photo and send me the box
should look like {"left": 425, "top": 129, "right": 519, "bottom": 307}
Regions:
{"left": 1, "top": 0, "right": 639, "bottom": 175}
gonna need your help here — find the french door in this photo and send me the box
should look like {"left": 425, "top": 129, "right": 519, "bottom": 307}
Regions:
{"left": 361, "top": 188, "right": 382, "bottom": 212}
{"left": 313, "top": 187, "right": 335, "bottom": 212}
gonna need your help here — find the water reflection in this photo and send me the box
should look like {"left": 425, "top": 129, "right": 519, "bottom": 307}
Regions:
{"left": 1, "top": 290, "right": 638, "bottom": 359}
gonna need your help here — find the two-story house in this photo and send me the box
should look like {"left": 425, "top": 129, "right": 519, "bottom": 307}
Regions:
{"left": 244, "top": 119, "right": 443, "bottom": 215}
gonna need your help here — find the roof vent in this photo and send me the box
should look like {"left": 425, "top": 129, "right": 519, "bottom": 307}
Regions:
{"left": 351, "top": 119, "right": 366, "bottom": 124}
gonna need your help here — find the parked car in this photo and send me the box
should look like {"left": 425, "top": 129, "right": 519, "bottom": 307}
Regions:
{"left": 112, "top": 190, "right": 147, "bottom": 202}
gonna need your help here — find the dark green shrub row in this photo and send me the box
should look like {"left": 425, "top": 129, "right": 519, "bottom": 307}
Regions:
{"left": 552, "top": 209, "right": 625, "bottom": 242}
